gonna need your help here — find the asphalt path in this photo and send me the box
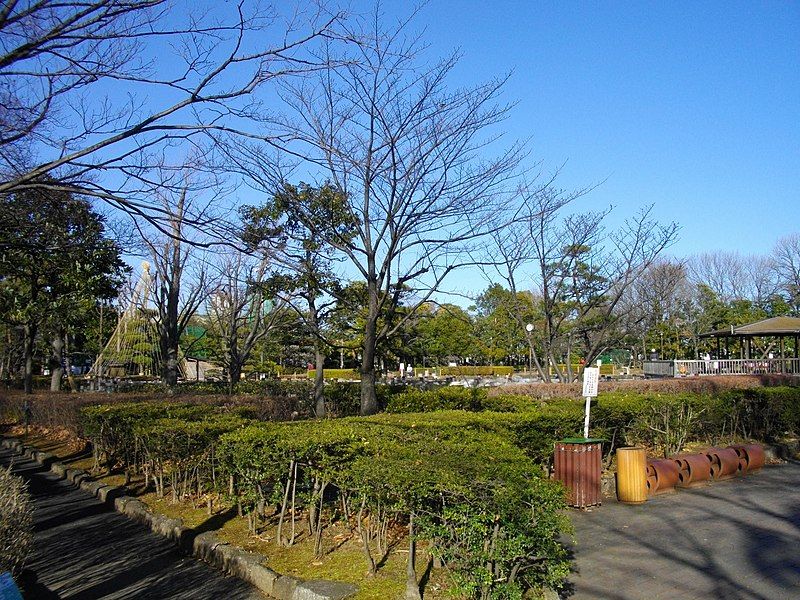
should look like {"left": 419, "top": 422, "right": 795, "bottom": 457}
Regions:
{"left": 0, "top": 446, "right": 266, "bottom": 600}
{"left": 566, "top": 461, "right": 800, "bottom": 600}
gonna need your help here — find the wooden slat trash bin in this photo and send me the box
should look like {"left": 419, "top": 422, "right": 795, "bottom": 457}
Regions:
{"left": 616, "top": 447, "right": 647, "bottom": 504}
{"left": 554, "top": 438, "right": 603, "bottom": 508}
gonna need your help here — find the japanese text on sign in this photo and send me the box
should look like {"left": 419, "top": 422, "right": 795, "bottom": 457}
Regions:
{"left": 582, "top": 367, "right": 599, "bottom": 397}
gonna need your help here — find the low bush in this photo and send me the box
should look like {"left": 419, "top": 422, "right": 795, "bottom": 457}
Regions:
{"left": 306, "top": 369, "right": 360, "bottom": 380}
{"left": 217, "top": 415, "right": 571, "bottom": 597}
{"left": 388, "top": 385, "right": 800, "bottom": 458}
{"left": 552, "top": 363, "right": 615, "bottom": 376}
{"left": 413, "top": 365, "right": 515, "bottom": 377}
{"left": 0, "top": 466, "right": 33, "bottom": 577}
{"left": 591, "top": 386, "right": 800, "bottom": 455}
{"left": 136, "top": 414, "right": 245, "bottom": 501}
{"left": 387, "top": 386, "right": 488, "bottom": 413}
{"left": 710, "top": 387, "right": 800, "bottom": 442}
{"left": 494, "top": 374, "right": 800, "bottom": 401}
{"left": 81, "top": 402, "right": 216, "bottom": 474}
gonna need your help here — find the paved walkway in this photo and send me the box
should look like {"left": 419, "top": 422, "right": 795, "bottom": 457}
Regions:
{"left": 0, "top": 446, "right": 266, "bottom": 600}
{"left": 567, "top": 461, "right": 800, "bottom": 600}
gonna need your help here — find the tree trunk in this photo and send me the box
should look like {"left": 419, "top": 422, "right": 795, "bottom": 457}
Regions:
{"left": 529, "top": 340, "right": 547, "bottom": 380}
{"left": 309, "top": 478, "right": 321, "bottom": 535}
{"left": 404, "top": 513, "right": 422, "bottom": 600}
{"left": 314, "top": 343, "right": 325, "bottom": 417}
{"left": 64, "top": 335, "right": 78, "bottom": 392}
{"left": 228, "top": 360, "right": 242, "bottom": 393}
{"left": 360, "top": 368, "right": 377, "bottom": 416}
{"left": 23, "top": 322, "right": 36, "bottom": 394}
{"left": 360, "top": 313, "right": 379, "bottom": 416}
{"left": 164, "top": 344, "right": 180, "bottom": 386}
{"left": 50, "top": 331, "right": 65, "bottom": 392}
{"left": 307, "top": 290, "right": 327, "bottom": 417}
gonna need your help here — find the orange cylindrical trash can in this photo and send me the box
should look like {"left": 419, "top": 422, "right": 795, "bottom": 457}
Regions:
{"left": 616, "top": 447, "right": 647, "bottom": 504}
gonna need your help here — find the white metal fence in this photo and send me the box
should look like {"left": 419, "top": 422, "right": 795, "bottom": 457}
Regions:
{"left": 644, "top": 358, "right": 800, "bottom": 378}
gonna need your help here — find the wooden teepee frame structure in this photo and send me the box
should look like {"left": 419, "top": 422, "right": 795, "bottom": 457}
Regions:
{"left": 89, "top": 262, "right": 165, "bottom": 379}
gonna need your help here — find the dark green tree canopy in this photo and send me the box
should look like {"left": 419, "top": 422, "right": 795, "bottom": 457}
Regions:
{"left": 0, "top": 184, "right": 128, "bottom": 390}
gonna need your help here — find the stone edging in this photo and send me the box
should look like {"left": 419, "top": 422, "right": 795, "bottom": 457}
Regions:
{"left": 1, "top": 437, "right": 357, "bottom": 600}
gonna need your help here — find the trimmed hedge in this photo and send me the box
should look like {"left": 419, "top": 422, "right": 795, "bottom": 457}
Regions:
{"left": 74, "top": 402, "right": 573, "bottom": 596}
{"left": 552, "top": 363, "right": 615, "bottom": 376}
{"left": 388, "top": 386, "right": 800, "bottom": 459}
{"left": 66, "top": 383, "right": 800, "bottom": 597}
{"left": 493, "top": 374, "right": 800, "bottom": 401}
{"left": 306, "top": 369, "right": 360, "bottom": 380}
{"left": 412, "top": 365, "right": 515, "bottom": 377}
{"left": 217, "top": 415, "right": 571, "bottom": 595}
{"left": 387, "top": 387, "right": 541, "bottom": 415}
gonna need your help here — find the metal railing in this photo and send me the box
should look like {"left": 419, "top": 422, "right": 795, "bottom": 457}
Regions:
{"left": 643, "top": 360, "right": 675, "bottom": 377}
{"left": 644, "top": 358, "right": 800, "bottom": 377}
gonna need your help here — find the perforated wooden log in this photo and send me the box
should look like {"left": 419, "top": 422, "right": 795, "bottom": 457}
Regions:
{"left": 674, "top": 453, "right": 712, "bottom": 487}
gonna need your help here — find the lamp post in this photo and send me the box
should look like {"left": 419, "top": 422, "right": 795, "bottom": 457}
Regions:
{"left": 525, "top": 323, "right": 534, "bottom": 374}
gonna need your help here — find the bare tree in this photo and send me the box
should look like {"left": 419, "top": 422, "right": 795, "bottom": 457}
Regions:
{"left": 0, "top": 0, "right": 343, "bottom": 239}
{"left": 207, "top": 250, "right": 284, "bottom": 389}
{"left": 140, "top": 186, "right": 211, "bottom": 385}
{"left": 687, "top": 251, "right": 748, "bottom": 303}
{"left": 743, "top": 255, "right": 780, "bottom": 309}
{"left": 486, "top": 178, "right": 678, "bottom": 382}
{"left": 237, "top": 9, "right": 525, "bottom": 413}
{"left": 478, "top": 176, "right": 589, "bottom": 380}
{"left": 616, "top": 259, "right": 693, "bottom": 360}
{"left": 773, "top": 233, "right": 800, "bottom": 315}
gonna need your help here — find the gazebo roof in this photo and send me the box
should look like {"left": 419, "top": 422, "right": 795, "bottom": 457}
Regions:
{"left": 700, "top": 316, "right": 800, "bottom": 338}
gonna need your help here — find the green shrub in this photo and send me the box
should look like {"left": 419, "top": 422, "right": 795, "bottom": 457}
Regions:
{"left": 0, "top": 466, "right": 33, "bottom": 577}
{"left": 323, "top": 382, "right": 361, "bottom": 416}
{"left": 362, "top": 408, "right": 583, "bottom": 466}
{"left": 80, "top": 402, "right": 216, "bottom": 473}
{"left": 387, "top": 386, "right": 488, "bottom": 413}
{"left": 413, "top": 365, "right": 514, "bottom": 377}
{"left": 478, "top": 394, "right": 539, "bottom": 413}
{"left": 217, "top": 414, "right": 571, "bottom": 596}
{"left": 307, "top": 369, "right": 360, "bottom": 380}
{"left": 627, "top": 394, "right": 706, "bottom": 457}
{"left": 136, "top": 414, "right": 244, "bottom": 500}
{"left": 387, "top": 388, "right": 545, "bottom": 417}
{"left": 710, "top": 387, "right": 800, "bottom": 442}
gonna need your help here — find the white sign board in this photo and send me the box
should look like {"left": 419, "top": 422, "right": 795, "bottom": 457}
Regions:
{"left": 582, "top": 367, "right": 599, "bottom": 397}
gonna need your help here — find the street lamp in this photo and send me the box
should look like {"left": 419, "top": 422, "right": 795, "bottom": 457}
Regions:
{"left": 525, "top": 323, "right": 534, "bottom": 374}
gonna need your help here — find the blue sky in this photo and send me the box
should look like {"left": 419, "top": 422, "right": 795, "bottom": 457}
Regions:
{"left": 112, "top": 1, "right": 798, "bottom": 303}
{"left": 386, "top": 1, "right": 799, "bottom": 258}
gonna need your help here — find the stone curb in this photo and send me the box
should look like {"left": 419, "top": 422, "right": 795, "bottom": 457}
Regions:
{"left": 0, "top": 437, "right": 357, "bottom": 600}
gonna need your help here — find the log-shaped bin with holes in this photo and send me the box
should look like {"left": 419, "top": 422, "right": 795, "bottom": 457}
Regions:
{"left": 705, "top": 447, "right": 742, "bottom": 480}
{"left": 729, "top": 444, "right": 765, "bottom": 473}
{"left": 673, "top": 453, "right": 713, "bottom": 488}
{"left": 646, "top": 458, "right": 681, "bottom": 495}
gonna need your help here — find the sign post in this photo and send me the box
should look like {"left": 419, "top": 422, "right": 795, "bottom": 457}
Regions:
{"left": 581, "top": 366, "right": 599, "bottom": 438}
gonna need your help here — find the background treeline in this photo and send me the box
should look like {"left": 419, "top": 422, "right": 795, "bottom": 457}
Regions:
{"left": 4, "top": 239, "right": 800, "bottom": 394}
{"left": 1, "top": 0, "right": 799, "bottom": 415}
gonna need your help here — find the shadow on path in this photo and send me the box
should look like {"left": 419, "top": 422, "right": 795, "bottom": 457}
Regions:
{"left": 1, "top": 447, "right": 266, "bottom": 600}
{"left": 564, "top": 463, "right": 800, "bottom": 600}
